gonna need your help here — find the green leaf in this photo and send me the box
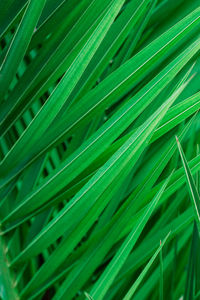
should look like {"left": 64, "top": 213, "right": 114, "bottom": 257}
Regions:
{"left": 1, "top": 7, "right": 200, "bottom": 187}
{"left": 0, "top": 0, "right": 109, "bottom": 132}
{"left": 0, "top": 0, "right": 126, "bottom": 183}
{"left": 184, "top": 222, "right": 199, "bottom": 300}
{"left": 68, "top": 0, "right": 153, "bottom": 104}
{"left": 131, "top": 227, "right": 192, "bottom": 300}
{"left": 122, "top": 232, "right": 170, "bottom": 300}
{"left": 153, "top": 90, "right": 200, "bottom": 142}
{"left": 1, "top": 33, "right": 199, "bottom": 200}
{"left": 10, "top": 79, "right": 181, "bottom": 266}
{"left": 176, "top": 137, "right": 200, "bottom": 233}
{"left": 0, "top": 237, "right": 18, "bottom": 300}
{"left": 89, "top": 177, "right": 171, "bottom": 300}
{"left": 13, "top": 98, "right": 194, "bottom": 299}
{"left": 1, "top": 2, "right": 200, "bottom": 299}
{"left": 0, "top": 0, "right": 46, "bottom": 101}
{"left": 84, "top": 292, "right": 94, "bottom": 300}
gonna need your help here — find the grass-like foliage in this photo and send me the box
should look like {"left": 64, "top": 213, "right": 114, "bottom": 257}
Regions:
{"left": 0, "top": 0, "right": 200, "bottom": 299}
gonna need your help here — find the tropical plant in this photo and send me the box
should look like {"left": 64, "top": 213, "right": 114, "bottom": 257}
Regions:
{"left": 0, "top": 0, "right": 200, "bottom": 299}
